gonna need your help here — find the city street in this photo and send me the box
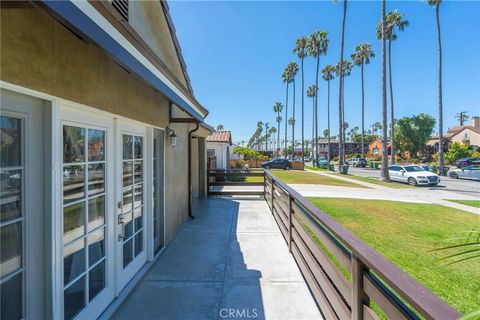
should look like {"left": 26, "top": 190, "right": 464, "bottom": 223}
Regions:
{"left": 347, "top": 166, "right": 480, "bottom": 198}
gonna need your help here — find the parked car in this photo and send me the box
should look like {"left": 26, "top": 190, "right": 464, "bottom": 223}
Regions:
{"left": 453, "top": 157, "right": 480, "bottom": 168}
{"left": 346, "top": 158, "right": 367, "bottom": 167}
{"left": 388, "top": 165, "right": 440, "bottom": 186}
{"left": 447, "top": 165, "right": 480, "bottom": 180}
{"left": 317, "top": 158, "right": 329, "bottom": 168}
{"left": 261, "top": 158, "right": 292, "bottom": 170}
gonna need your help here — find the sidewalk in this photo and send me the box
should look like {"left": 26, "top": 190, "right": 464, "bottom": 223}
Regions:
{"left": 303, "top": 169, "right": 480, "bottom": 215}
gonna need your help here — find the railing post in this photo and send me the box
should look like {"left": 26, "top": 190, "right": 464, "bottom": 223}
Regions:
{"left": 270, "top": 179, "right": 275, "bottom": 214}
{"left": 288, "top": 194, "right": 292, "bottom": 253}
{"left": 263, "top": 170, "right": 266, "bottom": 199}
{"left": 351, "top": 254, "right": 370, "bottom": 320}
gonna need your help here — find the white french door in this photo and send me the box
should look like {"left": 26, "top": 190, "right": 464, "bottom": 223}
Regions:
{"left": 59, "top": 107, "right": 115, "bottom": 320}
{"left": 115, "top": 121, "right": 147, "bottom": 292}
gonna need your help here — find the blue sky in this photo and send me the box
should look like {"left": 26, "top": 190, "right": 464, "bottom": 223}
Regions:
{"left": 169, "top": 0, "right": 480, "bottom": 144}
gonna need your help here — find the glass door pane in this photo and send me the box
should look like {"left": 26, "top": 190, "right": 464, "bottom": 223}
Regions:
{"left": 62, "top": 125, "right": 106, "bottom": 320}
{"left": 0, "top": 115, "right": 24, "bottom": 320}
{"left": 120, "top": 134, "right": 144, "bottom": 268}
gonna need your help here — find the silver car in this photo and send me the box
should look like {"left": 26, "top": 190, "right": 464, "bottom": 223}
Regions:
{"left": 388, "top": 165, "right": 440, "bottom": 186}
{"left": 448, "top": 165, "right": 480, "bottom": 180}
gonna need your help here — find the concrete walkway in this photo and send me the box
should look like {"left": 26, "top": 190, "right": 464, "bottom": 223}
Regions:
{"left": 112, "top": 198, "right": 322, "bottom": 320}
{"left": 301, "top": 170, "right": 480, "bottom": 215}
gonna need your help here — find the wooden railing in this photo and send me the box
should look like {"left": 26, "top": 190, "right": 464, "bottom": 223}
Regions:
{"left": 207, "top": 169, "right": 265, "bottom": 196}
{"left": 264, "top": 170, "right": 461, "bottom": 320}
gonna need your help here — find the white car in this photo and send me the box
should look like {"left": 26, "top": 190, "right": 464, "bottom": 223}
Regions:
{"left": 388, "top": 165, "right": 440, "bottom": 186}
{"left": 447, "top": 165, "right": 480, "bottom": 180}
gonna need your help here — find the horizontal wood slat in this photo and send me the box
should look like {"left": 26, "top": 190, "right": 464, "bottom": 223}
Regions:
{"left": 291, "top": 242, "right": 339, "bottom": 320}
{"left": 291, "top": 216, "right": 352, "bottom": 301}
{"left": 208, "top": 191, "right": 264, "bottom": 196}
{"left": 292, "top": 201, "right": 351, "bottom": 271}
{"left": 292, "top": 228, "right": 351, "bottom": 320}
{"left": 210, "top": 182, "right": 264, "bottom": 186}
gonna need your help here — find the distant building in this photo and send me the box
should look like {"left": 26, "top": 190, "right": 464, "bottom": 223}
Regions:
{"left": 308, "top": 139, "right": 370, "bottom": 158}
{"left": 206, "top": 131, "right": 233, "bottom": 169}
{"left": 427, "top": 116, "right": 480, "bottom": 151}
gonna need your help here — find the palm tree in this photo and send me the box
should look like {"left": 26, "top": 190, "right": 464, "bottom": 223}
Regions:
{"left": 287, "top": 61, "right": 299, "bottom": 160}
{"left": 216, "top": 124, "right": 224, "bottom": 131}
{"left": 307, "top": 30, "right": 329, "bottom": 167}
{"left": 335, "top": 59, "right": 352, "bottom": 162}
{"left": 273, "top": 102, "right": 284, "bottom": 155}
{"left": 269, "top": 127, "right": 277, "bottom": 152}
{"left": 282, "top": 65, "right": 293, "bottom": 158}
{"left": 288, "top": 117, "right": 296, "bottom": 153}
{"left": 380, "top": 0, "right": 390, "bottom": 181}
{"left": 376, "top": 10, "right": 409, "bottom": 164}
{"left": 351, "top": 43, "right": 375, "bottom": 159}
{"left": 322, "top": 65, "right": 336, "bottom": 161}
{"left": 294, "top": 36, "right": 309, "bottom": 164}
{"left": 428, "top": 0, "right": 444, "bottom": 172}
{"left": 306, "top": 85, "right": 318, "bottom": 164}
{"left": 337, "top": 0, "right": 348, "bottom": 168}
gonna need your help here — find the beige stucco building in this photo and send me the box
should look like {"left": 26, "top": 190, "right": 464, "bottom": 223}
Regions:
{"left": 0, "top": 2, "right": 213, "bottom": 319}
{"left": 427, "top": 116, "right": 480, "bottom": 150}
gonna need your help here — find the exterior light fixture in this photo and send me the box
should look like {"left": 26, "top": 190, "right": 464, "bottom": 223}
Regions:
{"left": 166, "top": 127, "right": 177, "bottom": 147}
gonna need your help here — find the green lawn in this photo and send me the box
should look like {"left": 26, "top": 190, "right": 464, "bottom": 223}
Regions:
{"left": 308, "top": 197, "right": 480, "bottom": 315}
{"left": 447, "top": 200, "right": 480, "bottom": 208}
{"left": 304, "top": 165, "right": 329, "bottom": 171}
{"left": 270, "top": 169, "right": 368, "bottom": 188}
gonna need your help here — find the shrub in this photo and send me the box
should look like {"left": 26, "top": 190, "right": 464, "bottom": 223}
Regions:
{"left": 444, "top": 143, "right": 475, "bottom": 164}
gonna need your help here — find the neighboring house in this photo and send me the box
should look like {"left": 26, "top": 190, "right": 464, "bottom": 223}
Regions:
{"left": 206, "top": 130, "right": 232, "bottom": 169}
{"left": 427, "top": 116, "right": 480, "bottom": 150}
{"left": 0, "top": 2, "right": 213, "bottom": 320}
{"left": 369, "top": 139, "right": 411, "bottom": 158}
{"left": 311, "top": 139, "right": 369, "bottom": 158}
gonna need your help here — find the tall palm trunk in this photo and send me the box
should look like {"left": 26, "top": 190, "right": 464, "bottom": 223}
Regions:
{"left": 314, "top": 56, "right": 320, "bottom": 165}
{"left": 292, "top": 78, "right": 296, "bottom": 156}
{"left": 436, "top": 2, "right": 444, "bottom": 172}
{"left": 284, "top": 82, "right": 289, "bottom": 158}
{"left": 388, "top": 39, "right": 396, "bottom": 164}
{"left": 301, "top": 58, "right": 305, "bottom": 164}
{"left": 381, "top": 0, "right": 390, "bottom": 181}
{"left": 312, "top": 97, "right": 316, "bottom": 166}
{"left": 338, "top": 0, "right": 347, "bottom": 167}
{"left": 361, "top": 62, "right": 365, "bottom": 158}
{"left": 327, "top": 79, "right": 331, "bottom": 161}
{"left": 277, "top": 111, "right": 281, "bottom": 157}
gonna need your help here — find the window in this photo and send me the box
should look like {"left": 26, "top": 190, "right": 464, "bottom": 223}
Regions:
{"left": 207, "top": 149, "right": 215, "bottom": 157}
{"left": 111, "top": 0, "right": 128, "bottom": 22}
{"left": 372, "top": 147, "right": 380, "bottom": 155}
{"left": 63, "top": 125, "right": 106, "bottom": 320}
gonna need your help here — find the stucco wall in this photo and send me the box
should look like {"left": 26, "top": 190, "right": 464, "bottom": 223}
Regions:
{"left": 191, "top": 138, "right": 199, "bottom": 197}
{"left": 164, "top": 123, "right": 190, "bottom": 245}
{"left": 0, "top": 7, "right": 169, "bottom": 128}
{"left": 129, "top": 1, "right": 188, "bottom": 88}
{"left": 451, "top": 129, "right": 480, "bottom": 147}
{"left": 207, "top": 142, "right": 228, "bottom": 169}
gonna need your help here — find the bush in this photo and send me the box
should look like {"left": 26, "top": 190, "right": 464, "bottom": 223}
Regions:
{"left": 445, "top": 143, "right": 476, "bottom": 164}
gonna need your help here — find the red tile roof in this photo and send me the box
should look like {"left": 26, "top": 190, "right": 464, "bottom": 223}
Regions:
{"left": 206, "top": 131, "right": 232, "bottom": 145}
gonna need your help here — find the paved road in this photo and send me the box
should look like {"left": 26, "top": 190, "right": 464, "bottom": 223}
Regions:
{"left": 347, "top": 166, "right": 480, "bottom": 198}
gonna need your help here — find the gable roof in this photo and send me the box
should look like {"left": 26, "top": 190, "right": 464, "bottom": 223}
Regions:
{"left": 207, "top": 131, "right": 232, "bottom": 145}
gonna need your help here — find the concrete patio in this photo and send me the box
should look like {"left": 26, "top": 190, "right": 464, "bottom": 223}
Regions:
{"left": 112, "top": 198, "right": 322, "bottom": 320}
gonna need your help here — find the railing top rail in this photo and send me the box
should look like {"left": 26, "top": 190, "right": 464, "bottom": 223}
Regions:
{"left": 264, "top": 169, "right": 461, "bottom": 320}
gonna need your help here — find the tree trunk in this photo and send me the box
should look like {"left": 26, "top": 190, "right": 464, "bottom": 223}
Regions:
{"left": 388, "top": 39, "right": 395, "bottom": 164}
{"left": 292, "top": 77, "right": 296, "bottom": 157}
{"left": 361, "top": 62, "right": 365, "bottom": 158}
{"left": 315, "top": 55, "right": 320, "bottom": 166}
{"left": 381, "top": 0, "right": 390, "bottom": 181}
{"left": 338, "top": 0, "right": 347, "bottom": 167}
{"left": 301, "top": 58, "right": 305, "bottom": 164}
{"left": 284, "top": 82, "right": 289, "bottom": 158}
{"left": 327, "top": 80, "right": 331, "bottom": 161}
{"left": 436, "top": 2, "right": 444, "bottom": 172}
{"left": 312, "top": 97, "right": 315, "bottom": 166}
{"left": 277, "top": 111, "right": 281, "bottom": 157}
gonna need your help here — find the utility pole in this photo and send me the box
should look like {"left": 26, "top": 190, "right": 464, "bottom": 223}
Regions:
{"left": 455, "top": 111, "right": 469, "bottom": 126}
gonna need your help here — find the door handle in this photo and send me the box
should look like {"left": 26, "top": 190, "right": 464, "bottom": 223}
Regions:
{"left": 118, "top": 215, "right": 125, "bottom": 241}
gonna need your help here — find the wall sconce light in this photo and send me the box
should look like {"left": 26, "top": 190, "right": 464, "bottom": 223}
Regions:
{"left": 166, "top": 127, "right": 177, "bottom": 147}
